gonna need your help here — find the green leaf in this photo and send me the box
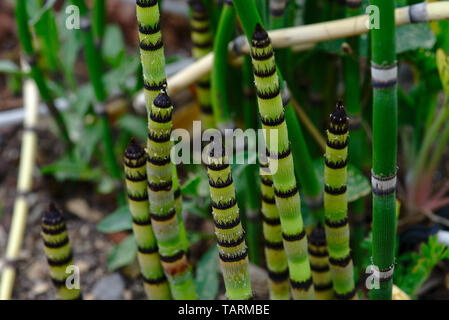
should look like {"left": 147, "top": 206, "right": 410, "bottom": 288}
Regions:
{"left": 107, "top": 235, "right": 137, "bottom": 271}
{"left": 181, "top": 175, "right": 202, "bottom": 196}
{"left": 0, "top": 60, "right": 26, "bottom": 75}
{"left": 396, "top": 23, "right": 436, "bottom": 54}
{"left": 79, "top": 120, "right": 103, "bottom": 162}
{"left": 195, "top": 244, "right": 219, "bottom": 300}
{"left": 97, "top": 206, "right": 133, "bottom": 233}
{"left": 182, "top": 198, "right": 211, "bottom": 219}
{"left": 103, "top": 56, "right": 140, "bottom": 93}
{"left": 29, "top": 0, "right": 57, "bottom": 26}
{"left": 102, "top": 25, "right": 125, "bottom": 67}
{"left": 313, "top": 159, "right": 371, "bottom": 202}
{"left": 187, "top": 231, "right": 214, "bottom": 246}
{"left": 117, "top": 114, "right": 147, "bottom": 142}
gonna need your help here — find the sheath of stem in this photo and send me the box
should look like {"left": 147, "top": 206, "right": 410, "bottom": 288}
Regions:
{"left": 124, "top": 139, "right": 171, "bottom": 299}
{"left": 146, "top": 91, "right": 197, "bottom": 300}
{"left": 190, "top": 0, "right": 215, "bottom": 129}
{"left": 370, "top": 0, "right": 398, "bottom": 300}
{"left": 249, "top": 23, "right": 314, "bottom": 299}
{"left": 259, "top": 159, "right": 290, "bottom": 299}
{"left": 324, "top": 102, "right": 356, "bottom": 299}
{"left": 206, "top": 141, "right": 252, "bottom": 300}
{"left": 41, "top": 204, "right": 82, "bottom": 300}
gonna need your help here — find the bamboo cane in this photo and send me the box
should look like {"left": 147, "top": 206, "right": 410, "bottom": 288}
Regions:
{"left": 0, "top": 61, "right": 39, "bottom": 300}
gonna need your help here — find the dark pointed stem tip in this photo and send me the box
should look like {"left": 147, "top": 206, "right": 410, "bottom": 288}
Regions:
{"left": 252, "top": 23, "right": 268, "bottom": 42}
{"left": 154, "top": 87, "right": 172, "bottom": 109}
{"left": 330, "top": 100, "right": 348, "bottom": 125}
{"left": 125, "top": 138, "right": 145, "bottom": 160}
{"left": 42, "top": 202, "right": 64, "bottom": 226}
{"left": 189, "top": 0, "right": 206, "bottom": 13}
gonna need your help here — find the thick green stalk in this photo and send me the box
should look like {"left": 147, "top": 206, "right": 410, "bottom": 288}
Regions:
{"left": 370, "top": 0, "right": 398, "bottom": 300}
{"left": 41, "top": 204, "right": 82, "bottom": 300}
{"left": 145, "top": 91, "right": 197, "bottom": 299}
{"left": 211, "top": 1, "right": 235, "bottom": 126}
{"left": 206, "top": 142, "right": 252, "bottom": 300}
{"left": 93, "top": 0, "right": 106, "bottom": 41}
{"left": 15, "top": 0, "right": 72, "bottom": 148}
{"left": 259, "top": 159, "right": 290, "bottom": 299}
{"left": 308, "top": 225, "right": 334, "bottom": 300}
{"left": 189, "top": 0, "right": 215, "bottom": 129}
{"left": 249, "top": 23, "right": 314, "bottom": 299}
{"left": 124, "top": 140, "right": 171, "bottom": 300}
{"left": 323, "top": 102, "right": 356, "bottom": 299}
{"left": 344, "top": 0, "right": 365, "bottom": 272}
{"left": 35, "top": 0, "right": 60, "bottom": 73}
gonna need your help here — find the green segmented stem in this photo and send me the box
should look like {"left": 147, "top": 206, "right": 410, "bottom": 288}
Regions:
{"left": 189, "top": 0, "right": 215, "bottom": 129}
{"left": 15, "top": 0, "right": 72, "bottom": 148}
{"left": 259, "top": 160, "right": 289, "bottom": 300}
{"left": 41, "top": 204, "right": 82, "bottom": 300}
{"left": 250, "top": 24, "right": 314, "bottom": 300}
{"left": 124, "top": 140, "right": 171, "bottom": 300}
{"left": 308, "top": 225, "right": 334, "bottom": 300}
{"left": 146, "top": 91, "right": 197, "bottom": 300}
{"left": 206, "top": 142, "right": 252, "bottom": 300}
{"left": 324, "top": 102, "right": 356, "bottom": 299}
{"left": 370, "top": 0, "right": 397, "bottom": 300}
{"left": 136, "top": 0, "right": 167, "bottom": 115}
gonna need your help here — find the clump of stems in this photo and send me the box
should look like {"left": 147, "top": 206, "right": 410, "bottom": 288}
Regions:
{"left": 370, "top": 0, "right": 398, "bottom": 300}
{"left": 189, "top": 0, "right": 215, "bottom": 129}
{"left": 249, "top": 23, "right": 314, "bottom": 299}
{"left": 323, "top": 102, "right": 356, "bottom": 299}
{"left": 124, "top": 139, "right": 171, "bottom": 300}
{"left": 135, "top": 0, "right": 194, "bottom": 299}
{"left": 259, "top": 158, "right": 289, "bottom": 299}
{"left": 41, "top": 204, "right": 82, "bottom": 300}
{"left": 206, "top": 141, "right": 252, "bottom": 300}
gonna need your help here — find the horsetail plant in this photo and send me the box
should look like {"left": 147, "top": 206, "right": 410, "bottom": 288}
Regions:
{"left": 249, "top": 23, "right": 314, "bottom": 299}
{"left": 323, "top": 102, "right": 356, "bottom": 299}
{"left": 369, "top": 0, "right": 398, "bottom": 300}
{"left": 259, "top": 159, "right": 290, "bottom": 300}
{"left": 189, "top": 0, "right": 215, "bottom": 130}
{"left": 146, "top": 90, "right": 197, "bottom": 299}
{"left": 206, "top": 141, "right": 252, "bottom": 300}
{"left": 41, "top": 204, "right": 82, "bottom": 300}
{"left": 135, "top": 0, "right": 190, "bottom": 271}
{"left": 124, "top": 139, "right": 171, "bottom": 300}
